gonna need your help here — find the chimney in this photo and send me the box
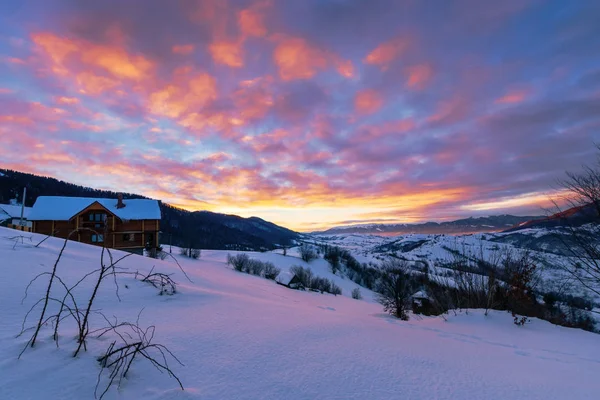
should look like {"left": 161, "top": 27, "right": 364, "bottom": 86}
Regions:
{"left": 116, "top": 193, "right": 126, "bottom": 209}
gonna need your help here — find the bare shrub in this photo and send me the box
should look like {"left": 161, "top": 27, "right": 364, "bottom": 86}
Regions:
{"left": 17, "top": 228, "right": 186, "bottom": 398}
{"left": 310, "top": 276, "right": 331, "bottom": 293}
{"left": 247, "top": 259, "right": 265, "bottom": 276}
{"left": 190, "top": 248, "right": 201, "bottom": 259}
{"left": 299, "top": 244, "right": 318, "bottom": 263}
{"left": 323, "top": 246, "right": 342, "bottom": 274}
{"left": 351, "top": 287, "right": 362, "bottom": 300}
{"left": 376, "top": 259, "right": 414, "bottom": 320}
{"left": 290, "top": 265, "right": 314, "bottom": 288}
{"left": 263, "top": 263, "right": 281, "bottom": 280}
{"left": 179, "top": 247, "right": 201, "bottom": 259}
{"left": 227, "top": 253, "right": 250, "bottom": 272}
{"left": 136, "top": 266, "right": 177, "bottom": 295}
{"left": 554, "top": 145, "right": 600, "bottom": 299}
{"left": 94, "top": 313, "right": 183, "bottom": 399}
{"left": 330, "top": 280, "right": 342, "bottom": 296}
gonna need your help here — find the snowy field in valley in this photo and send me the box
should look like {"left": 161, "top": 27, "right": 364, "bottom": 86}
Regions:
{"left": 311, "top": 230, "right": 600, "bottom": 303}
{"left": 1, "top": 227, "right": 599, "bottom": 400}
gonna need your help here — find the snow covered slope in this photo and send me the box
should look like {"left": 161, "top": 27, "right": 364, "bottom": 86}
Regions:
{"left": 313, "top": 231, "right": 600, "bottom": 303}
{"left": 1, "top": 227, "right": 599, "bottom": 399}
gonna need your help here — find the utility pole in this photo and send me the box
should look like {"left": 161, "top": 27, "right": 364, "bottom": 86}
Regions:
{"left": 19, "top": 187, "right": 26, "bottom": 226}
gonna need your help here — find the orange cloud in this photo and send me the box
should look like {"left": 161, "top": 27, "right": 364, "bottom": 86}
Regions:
{"left": 0, "top": 88, "right": 13, "bottom": 94}
{"left": 32, "top": 33, "right": 77, "bottom": 70}
{"left": 76, "top": 72, "right": 119, "bottom": 95}
{"left": 172, "top": 44, "right": 195, "bottom": 55}
{"left": 354, "top": 89, "right": 384, "bottom": 114}
{"left": 406, "top": 63, "right": 433, "bottom": 89}
{"left": 364, "top": 37, "right": 409, "bottom": 69}
{"left": 149, "top": 72, "right": 217, "bottom": 118}
{"left": 495, "top": 89, "right": 529, "bottom": 104}
{"left": 273, "top": 37, "right": 329, "bottom": 80}
{"left": 32, "top": 32, "right": 154, "bottom": 88}
{"left": 238, "top": 8, "right": 267, "bottom": 37}
{"left": 209, "top": 41, "right": 244, "bottom": 67}
{"left": 234, "top": 77, "right": 274, "bottom": 120}
{"left": 55, "top": 96, "right": 79, "bottom": 105}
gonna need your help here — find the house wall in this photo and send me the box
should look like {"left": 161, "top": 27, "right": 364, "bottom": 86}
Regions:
{"left": 32, "top": 215, "right": 160, "bottom": 251}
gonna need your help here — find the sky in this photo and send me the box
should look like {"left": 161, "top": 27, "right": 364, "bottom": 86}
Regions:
{"left": 0, "top": 0, "right": 599, "bottom": 232}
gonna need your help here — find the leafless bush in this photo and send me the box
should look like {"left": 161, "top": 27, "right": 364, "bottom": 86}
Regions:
{"left": 376, "top": 259, "right": 414, "bottom": 320}
{"left": 330, "top": 280, "right": 342, "bottom": 296}
{"left": 18, "top": 228, "right": 129, "bottom": 357}
{"left": 263, "top": 262, "right": 280, "bottom": 280}
{"left": 94, "top": 312, "right": 183, "bottom": 399}
{"left": 309, "top": 276, "right": 331, "bottom": 293}
{"left": 352, "top": 287, "right": 362, "bottom": 300}
{"left": 136, "top": 266, "right": 177, "bottom": 295}
{"left": 554, "top": 145, "right": 600, "bottom": 298}
{"left": 8, "top": 235, "right": 32, "bottom": 249}
{"left": 247, "top": 259, "right": 265, "bottom": 276}
{"left": 227, "top": 253, "right": 250, "bottom": 272}
{"left": 179, "top": 247, "right": 201, "bottom": 259}
{"left": 299, "top": 244, "right": 318, "bottom": 263}
{"left": 16, "top": 228, "right": 187, "bottom": 397}
{"left": 290, "top": 265, "right": 314, "bottom": 288}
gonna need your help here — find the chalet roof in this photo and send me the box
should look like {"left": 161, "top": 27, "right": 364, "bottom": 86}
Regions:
{"left": 275, "top": 271, "right": 298, "bottom": 286}
{"left": 28, "top": 196, "right": 161, "bottom": 221}
{"left": 0, "top": 204, "right": 32, "bottom": 219}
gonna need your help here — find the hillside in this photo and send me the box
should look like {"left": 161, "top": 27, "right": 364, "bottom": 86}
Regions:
{"left": 0, "top": 169, "right": 299, "bottom": 251}
{"left": 504, "top": 203, "right": 599, "bottom": 232}
{"left": 315, "top": 215, "right": 543, "bottom": 236}
{"left": 1, "top": 227, "right": 599, "bottom": 399}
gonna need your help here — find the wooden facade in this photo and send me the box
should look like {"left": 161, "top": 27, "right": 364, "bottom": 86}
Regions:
{"left": 32, "top": 201, "right": 160, "bottom": 253}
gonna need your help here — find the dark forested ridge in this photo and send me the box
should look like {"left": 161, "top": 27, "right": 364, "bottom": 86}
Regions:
{"left": 0, "top": 169, "right": 299, "bottom": 250}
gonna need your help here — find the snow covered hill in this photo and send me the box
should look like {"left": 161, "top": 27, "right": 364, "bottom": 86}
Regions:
{"left": 311, "top": 229, "right": 600, "bottom": 303}
{"left": 1, "top": 227, "right": 599, "bottom": 399}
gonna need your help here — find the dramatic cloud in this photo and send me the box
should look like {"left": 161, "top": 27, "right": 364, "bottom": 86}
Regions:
{"left": 1, "top": 0, "right": 599, "bottom": 231}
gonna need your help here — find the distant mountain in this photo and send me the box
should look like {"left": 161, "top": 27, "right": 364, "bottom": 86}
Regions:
{"left": 503, "top": 203, "right": 599, "bottom": 232}
{"left": 0, "top": 169, "right": 299, "bottom": 251}
{"left": 314, "top": 215, "right": 544, "bottom": 236}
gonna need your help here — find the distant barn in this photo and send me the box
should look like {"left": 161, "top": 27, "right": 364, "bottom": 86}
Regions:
{"left": 275, "top": 271, "right": 303, "bottom": 289}
{"left": 29, "top": 195, "right": 161, "bottom": 254}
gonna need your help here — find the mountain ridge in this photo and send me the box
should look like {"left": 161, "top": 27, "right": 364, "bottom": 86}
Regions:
{"left": 314, "top": 214, "right": 545, "bottom": 236}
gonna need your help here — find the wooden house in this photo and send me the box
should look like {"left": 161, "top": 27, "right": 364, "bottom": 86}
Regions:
{"left": 28, "top": 195, "right": 161, "bottom": 254}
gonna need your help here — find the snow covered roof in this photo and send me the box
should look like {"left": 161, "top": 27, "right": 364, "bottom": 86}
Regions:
{"left": 0, "top": 204, "right": 32, "bottom": 219}
{"left": 411, "top": 290, "right": 431, "bottom": 300}
{"left": 28, "top": 196, "right": 161, "bottom": 221}
{"left": 275, "top": 271, "right": 297, "bottom": 286}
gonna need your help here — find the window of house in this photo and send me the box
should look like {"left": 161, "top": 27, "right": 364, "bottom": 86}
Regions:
{"left": 88, "top": 213, "right": 106, "bottom": 222}
{"left": 123, "top": 233, "right": 135, "bottom": 242}
{"left": 91, "top": 234, "right": 104, "bottom": 243}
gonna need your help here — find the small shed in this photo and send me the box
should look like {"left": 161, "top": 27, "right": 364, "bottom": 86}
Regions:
{"left": 411, "top": 290, "right": 435, "bottom": 316}
{"left": 0, "top": 203, "right": 32, "bottom": 229}
{"left": 275, "top": 271, "right": 303, "bottom": 289}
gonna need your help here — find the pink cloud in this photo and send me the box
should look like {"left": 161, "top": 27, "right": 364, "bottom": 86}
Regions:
{"left": 495, "top": 88, "right": 530, "bottom": 104}
{"left": 354, "top": 89, "right": 384, "bottom": 114}
{"left": 363, "top": 37, "right": 409, "bottom": 70}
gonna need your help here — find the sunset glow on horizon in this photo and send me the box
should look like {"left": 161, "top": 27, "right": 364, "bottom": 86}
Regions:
{"left": 1, "top": 0, "right": 599, "bottom": 231}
